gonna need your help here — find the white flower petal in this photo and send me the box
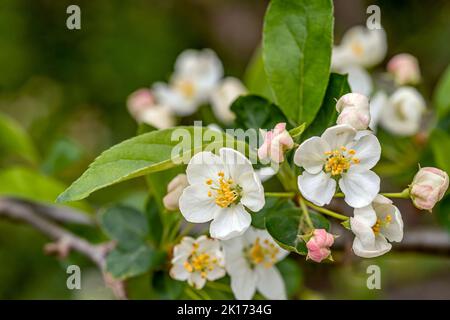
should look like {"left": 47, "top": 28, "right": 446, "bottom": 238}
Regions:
{"left": 352, "top": 235, "right": 392, "bottom": 258}
{"left": 339, "top": 169, "right": 380, "bottom": 208}
{"left": 348, "top": 134, "right": 381, "bottom": 170}
{"left": 206, "top": 267, "right": 226, "bottom": 281}
{"left": 321, "top": 124, "right": 357, "bottom": 151}
{"left": 179, "top": 185, "right": 218, "bottom": 223}
{"left": 353, "top": 204, "right": 378, "bottom": 227}
{"left": 169, "top": 263, "right": 190, "bottom": 281}
{"left": 377, "top": 203, "right": 404, "bottom": 243}
{"left": 186, "top": 151, "right": 225, "bottom": 185}
{"left": 229, "top": 260, "right": 256, "bottom": 300}
{"left": 188, "top": 272, "right": 207, "bottom": 289}
{"left": 342, "top": 65, "right": 373, "bottom": 96}
{"left": 219, "top": 148, "right": 254, "bottom": 181}
{"left": 298, "top": 171, "right": 336, "bottom": 206}
{"left": 255, "top": 265, "right": 287, "bottom": 300}
{"left": 293, "top": 137, "right": 329, "bottom": 174}
{"left": 238, "top": 171, "right": 265, "bottom": 212}
{"left": 350, "top": 215, "right": 376, "bottom": 248}
{"left": 369, "top": 91, "right": 388, "bottom": 131}
{"left": 210, "top": 204, "right": 251, "bottom": 240}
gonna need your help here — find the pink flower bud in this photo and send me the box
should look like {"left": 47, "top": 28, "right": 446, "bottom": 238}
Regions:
{"left": 387, "top": 53, "right": 421, "bottom": 85}
{"left": 336, "top": 93, "right": 371, "bottom": 130}
{"left": 163, "top": 174, "right": 189, "bottom": 211}
{"left": 258, "top": 123, "right": 294, "bottom": 164}
{"left": 410, "top": 167, "right": 449, "bottom": 211}
{"left": 127, "top": 88, "right": 155, "bottom": 119}
{"left": 306, "top": 229, "right": 334, "bottom": 263}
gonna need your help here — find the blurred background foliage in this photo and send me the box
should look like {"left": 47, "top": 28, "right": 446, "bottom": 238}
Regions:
{"left": 0, "top": 0, "right": 449, "bottom": 299}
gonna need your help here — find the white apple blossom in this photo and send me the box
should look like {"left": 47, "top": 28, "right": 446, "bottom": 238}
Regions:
{"left": 126, "top": 88, "right": 175, "bottom": 129}
{"left": 332, "top": 25, "right": 387, "bottom": 69}
{"left": 339, "top": 65, "right": 373, "bottom": 96}
{"left": 179, "top": 148, "right": 265, "bottom": 240}
{"left": 379, "top": 86, "right": 426, "bottom": 136}
{"left": 294, "top": 124, "right": 381, "bottom": 208}
{"left": 170, "top": 235, "right": 225, "bottom": 289}
{"left": 336, "top": 93, "right": 371, "bottom": 130}
{"left": 210, "top": 77, "right": 246, "bottom": 124}
{"left": 350, "top": 195, "right": 403, "bottom": 258}
{"left": 153, "top": 49, "right": 223, "bottom": 116}
{"left": 222, "top": 227, "right": 288, "bottom": 300}
{"left": 368, "top": 90, "right": 388, "bottom": 131}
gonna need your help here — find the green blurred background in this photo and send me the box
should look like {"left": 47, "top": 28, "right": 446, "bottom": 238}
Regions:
{"left": 0, "top": 0, "right": 449, "bottom": 299}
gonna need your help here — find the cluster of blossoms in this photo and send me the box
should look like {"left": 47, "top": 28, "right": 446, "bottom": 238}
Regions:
{"left": 127, "top": 49, "right": 246, "bottom": 129}
{"left": 126, "top": 35, "right": 447, "bottom": 299}
{"left": 163, "top": 89, "right": 448, "bottom": 298}
{"left": 332, "top": 25, "right": 425, "bottom": 136}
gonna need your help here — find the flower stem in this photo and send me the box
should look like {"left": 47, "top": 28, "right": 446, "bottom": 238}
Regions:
{"left": 299, "top": 197, "right": 314, "bottom": 228}
{"left": 305, "top": 200, "right": 349, "bottom": 221}
{"left": 333, "top": 188, "right": 411, "bottom": 199}
{"left": 264, "top": 192, "right": 296, "bottom": 198}
{"left": 381, "top": 188, "right": 410, "bottom": 199}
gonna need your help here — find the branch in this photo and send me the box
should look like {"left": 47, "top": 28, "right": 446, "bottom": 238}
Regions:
{"left": 29, "top": 201, "right": 95, "bottom": 226}
{"left": 0, "top": 197, "right": 127, "bottom": 299}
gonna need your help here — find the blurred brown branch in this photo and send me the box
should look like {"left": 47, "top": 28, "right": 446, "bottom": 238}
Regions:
{"left": 334, "top": 227, "right": 450, "bottom": 255}
{"left": 0, "top": 197, "right": 126, "bottom": 300}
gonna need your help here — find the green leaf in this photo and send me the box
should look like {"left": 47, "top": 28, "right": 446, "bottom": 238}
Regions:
{"left": 106, "top": 245, "right": 166, "bottom": 280}
{"left": 266, "top": 207, "right": 306, "bottom": 254}
{"left": 0, "top": 113, "right": 38, "bottom": 164}
{"left": 277, "top": 258, "right": 303, "bottom": 297}
{"left": 262, "top": 0, "right": 333, "bottom": 125}
{"left": 288, "top": 123, "right": 306, "bottom": 139}
{"left": 434, "top": 64, "right": 450, "bottom": 119}
{"left": 57, "top": 126, "right": 247, "bottom": 203}
{"left": 41, "top": 138, "right": 83, "bottom": 175}
{"left": 251, "top": 198, "right": 296, "bottom": 229}
{"left": 430, "top": 128, "right": 450, "bottom": 174}
{"left": 231, "top": 95, "right": 289, "bottom": 131}
{"left": 244, "top": 47, "right": 274, "bottom": 101}
{"left": 265, "top": 207, "right": 330, "bottom": 255}
{"left": 303, "top": 73, "right": 351, "bottom": 139}
{"left": 151, "top": 270, "right": 185, "bottom": 299}
{"left": 100, "top": 205, "right": 149, "bottom": 251}
{"left": 0, "top": 167, "right": 88, "bottom": 211}
{"left": 145, "top": 197, "right": 163, "bottom": 247}
{"left": 145, "top": 166, "right": 184, "bottom": 213}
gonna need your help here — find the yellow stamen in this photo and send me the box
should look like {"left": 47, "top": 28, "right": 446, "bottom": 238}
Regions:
{"left": 372, "top": 215, "right": 393, "bottom": 235}
{"left": 324, "top": 148, "right": 359, "bottom": 176}
{"left": 176, "top": 80, "right": 195, "bottom": 98}
{"left": 247, "top": 238, "right": 280, "bottom": 268}
{"left": 351, "top": 42, "right": 364, "bottom": 56}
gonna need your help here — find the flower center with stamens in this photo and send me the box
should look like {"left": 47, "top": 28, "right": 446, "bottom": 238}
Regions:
{"left": 206, "top": 172, "right": 240, "bottom": 208}
{"left": 183, "top": 244, "right": 219, "bottom": 278}
{"left": 246, "top": 238, "right": 280, "bottom": 269}
{"left": 324, "top": 147, "right": 360, "bottom": 176}
{"left": 372, "top": 214, "right": 392, "bottom": 235}
{"left": 351, "top": 41, "right": 364, "bottom": 57}
{"left": 176, "top": 79, "right": 196, "bottom": 98}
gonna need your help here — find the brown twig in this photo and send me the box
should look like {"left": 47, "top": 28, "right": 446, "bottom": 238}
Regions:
{"left": 0, "top": 197, "right": 127, "bottom": 299}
